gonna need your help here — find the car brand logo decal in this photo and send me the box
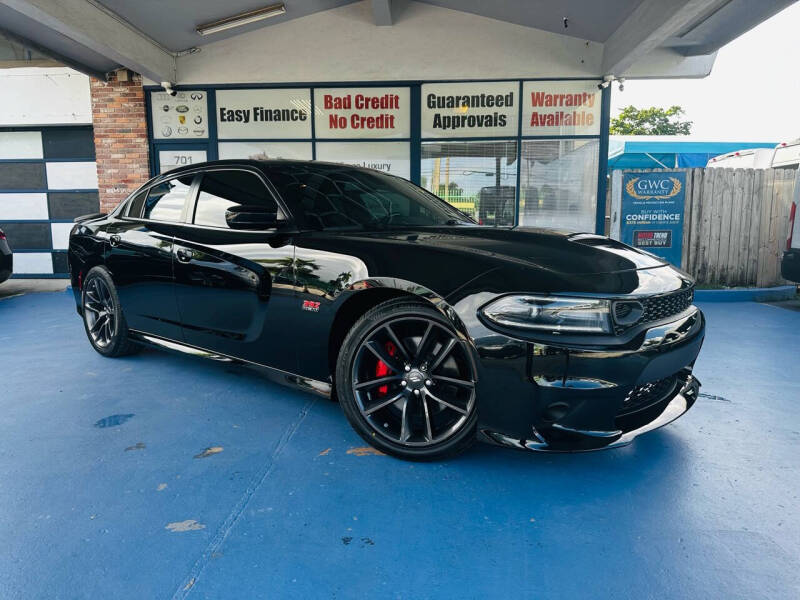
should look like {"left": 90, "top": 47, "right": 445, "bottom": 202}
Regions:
{"left": 302, "top": 300, "right": 320, "bottom": 312}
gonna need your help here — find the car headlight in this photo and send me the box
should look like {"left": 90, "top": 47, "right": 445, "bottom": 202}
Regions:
{"left": 480, "top": 295, "right": 612, "bottom": 334}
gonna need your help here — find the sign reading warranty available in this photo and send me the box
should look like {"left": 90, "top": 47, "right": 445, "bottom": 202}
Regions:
{"left": 522, "top": 80, "right": 601, "bottom": 136}
{"left": 315, "top": 87, "right": 410, "bottom": 139}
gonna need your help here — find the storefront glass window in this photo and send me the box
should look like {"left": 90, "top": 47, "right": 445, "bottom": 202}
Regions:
{"left": 519, "top": 139, "right": 599, "bottom": 233}
{"left": 315, "top": 142, "right": 410, "bottom": 179}
{"left": 218, "top": 141, "right": 312, "bottom": 160}
{"left": 420, "top": 141, "right": 517, "bottom": 226}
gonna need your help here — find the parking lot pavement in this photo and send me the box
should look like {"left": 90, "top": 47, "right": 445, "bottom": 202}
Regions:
{"left": 1, "top": 291, "right": 799, "bottom": 599}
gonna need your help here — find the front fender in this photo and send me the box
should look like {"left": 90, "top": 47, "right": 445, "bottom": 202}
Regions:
{"left": 340, "top": 276, "right": 471, "bottom": 341}
{"left": 309, "top": 276, "right": 480, "bottom": 387}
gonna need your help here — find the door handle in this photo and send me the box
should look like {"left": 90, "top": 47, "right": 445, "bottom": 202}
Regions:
{"left": 175, "top": 248, "right": 192, "bottom": 263}
{"left": 109, "top": 234, "right": 121, "bottom": 247}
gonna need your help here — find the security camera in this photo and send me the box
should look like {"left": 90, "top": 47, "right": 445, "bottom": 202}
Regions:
{"left": 618, "top": 78, "right": 625, "bottom": 92}
{"left": 161, "top": 81, "right": 177, "bottom": 97}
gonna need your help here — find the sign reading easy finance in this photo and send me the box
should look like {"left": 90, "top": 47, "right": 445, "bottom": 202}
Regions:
{"left": 421, "top": 82, "right": 517, "bottom": 138}
{"left": 216, "top": 89, "right": 312, "bottom": 139}
{"left": 315, "top": 87, "right": 409, "bottom": 138}
{"left": 522, "top": 81, "right": 601, "bottom": 136}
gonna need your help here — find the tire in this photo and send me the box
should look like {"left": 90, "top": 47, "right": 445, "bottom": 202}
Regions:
{"left": 81, "top": 266, "right": 140, "bottom": 357}
{"left": 336, "top": 298, "right": 477, "bottom": 461}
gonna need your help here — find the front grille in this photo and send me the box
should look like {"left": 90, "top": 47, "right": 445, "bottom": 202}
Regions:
{"left": 618, "top": 375, "right": 678, "bottom": 416}
{"left": 642, "top": 288, "right": 694, "bottom": 323}
{"left": 613, "top": 287, "right": 694, "bottom": 334}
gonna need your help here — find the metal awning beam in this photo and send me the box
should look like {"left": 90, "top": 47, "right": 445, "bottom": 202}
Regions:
{"left": 0, "top": 0, "right": 175, "bottom": 82}
{"left": 0, "top": 26, "right": 109, "bottom": 79}
{"left": 602, "top": 0, "right": 725, "bottom": 76}
{"left": 371, "top": 0, "right": 394, "bottom": 26}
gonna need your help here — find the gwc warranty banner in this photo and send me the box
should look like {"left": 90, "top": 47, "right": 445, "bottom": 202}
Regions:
{"left": 620, "top": 171, "right": 686, "bottom": 267}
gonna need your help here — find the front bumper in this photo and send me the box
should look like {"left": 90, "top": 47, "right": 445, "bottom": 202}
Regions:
{"left": 470, "top": 307, "right": 705, "bottom": 452}
{"left": 482, "top": 371, "right": 699, "bottom": 451}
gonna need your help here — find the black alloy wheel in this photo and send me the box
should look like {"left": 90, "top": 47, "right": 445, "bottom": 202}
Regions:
{"left": 337, "top": 299, "right": 477, "bottom": 460}
{"left": 81, "top": 267, "right": 139, "bottom": 357}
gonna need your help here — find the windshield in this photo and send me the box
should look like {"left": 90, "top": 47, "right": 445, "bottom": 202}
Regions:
{"left": 266, "top": 163, "right": 475, "bottom": 231}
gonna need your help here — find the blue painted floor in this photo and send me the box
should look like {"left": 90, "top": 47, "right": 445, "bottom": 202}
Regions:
{"left": 1, "top": 291, "right": 799, "bottom": 599}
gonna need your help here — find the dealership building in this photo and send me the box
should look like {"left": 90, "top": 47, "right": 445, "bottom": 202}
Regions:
{"left": 0, "top": 0, "right": 792, "bottom": 276}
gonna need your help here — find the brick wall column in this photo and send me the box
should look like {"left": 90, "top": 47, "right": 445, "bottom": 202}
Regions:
{"left": 90, "top": 70, "right": 151, "bottom": 213}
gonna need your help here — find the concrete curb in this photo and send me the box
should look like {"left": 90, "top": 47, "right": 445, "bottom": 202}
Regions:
{"left": 695, "top": 285, "right": 797, "bottom": 302}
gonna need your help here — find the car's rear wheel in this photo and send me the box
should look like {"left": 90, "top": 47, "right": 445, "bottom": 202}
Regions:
{"left": 336, "top": 298, "right": 477, "bottom": 461}
{"left": 81, "top": 266, "right": 139, "bottom": 357}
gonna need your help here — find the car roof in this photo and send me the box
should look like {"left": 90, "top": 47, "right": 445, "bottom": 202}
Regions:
{"left": 160, "top": 158, "right": 386, "bottom": 179}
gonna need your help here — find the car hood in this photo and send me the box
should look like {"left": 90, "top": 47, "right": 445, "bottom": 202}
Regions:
{"left": 299, "top": 226, "right": 692, "bottom": 299}
{"left": 367, "top": 226, "right": 666, "bottom": 274}
{"left": 332, "top": 226, "right": 669, "bottom": 274}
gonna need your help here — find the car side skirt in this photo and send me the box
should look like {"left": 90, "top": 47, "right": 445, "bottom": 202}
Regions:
{"left": 128, "top": 330, "right": 333, "bottom": 398}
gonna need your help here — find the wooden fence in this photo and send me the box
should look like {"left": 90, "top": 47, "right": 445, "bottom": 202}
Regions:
{"left": 611, "top": 167, "right": 797, "bottom": 287}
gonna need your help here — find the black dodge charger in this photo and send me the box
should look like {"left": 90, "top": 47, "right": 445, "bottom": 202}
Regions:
{"left": 68, "top": 160, "right": 704, "bottom": 460}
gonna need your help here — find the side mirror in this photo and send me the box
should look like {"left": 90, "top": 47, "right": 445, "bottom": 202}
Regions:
{"left": 225, "top": 204, "right": 282, "bottom": 230}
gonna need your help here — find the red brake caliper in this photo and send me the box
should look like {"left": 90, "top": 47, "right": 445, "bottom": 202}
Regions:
{"left": 375, "top": 341, "right": 397, "bottom": 397}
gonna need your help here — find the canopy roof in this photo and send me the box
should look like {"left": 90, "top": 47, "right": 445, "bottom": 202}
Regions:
{"left": 0, "top": 0, "right": 795, "bottom": 83}
{"left": 608, "top": 136, "right": 778, "bottom": 169}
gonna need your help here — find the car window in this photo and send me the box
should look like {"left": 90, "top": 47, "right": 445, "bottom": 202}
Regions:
{"left": 193, "top": 170, "right": 279, "bottom": 229}
{"left": 125, "top": 189, "right": 148, "bottom": 218}
{"left": 142, "top": 175, "right": 193, "bottom": 222}
{"left": 267, "top": 165, "right": 474, "bottom": 231}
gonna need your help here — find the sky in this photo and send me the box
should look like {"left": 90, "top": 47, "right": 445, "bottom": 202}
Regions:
{"left": 610, "top": 1, "right": 800, "bottom": 142}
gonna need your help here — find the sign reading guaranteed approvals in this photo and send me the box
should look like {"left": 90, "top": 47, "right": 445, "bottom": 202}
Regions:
{"left": 421, "top": 81, "right": 518, "bottom": 138}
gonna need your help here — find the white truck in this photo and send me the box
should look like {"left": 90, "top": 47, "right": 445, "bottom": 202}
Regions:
{"left": 707, "top": 139, "right": 800, "bottom": 169}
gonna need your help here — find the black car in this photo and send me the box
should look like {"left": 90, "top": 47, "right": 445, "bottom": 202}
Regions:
{"left": 0, "top": 228, "right": 12, "bottom": 283}
{"left": 68, "top": 160, "right": 705, "bottom": 460}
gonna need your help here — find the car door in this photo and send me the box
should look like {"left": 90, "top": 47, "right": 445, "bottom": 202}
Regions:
{"left": 103, "top": 172, "right": 197, "bottom": 341}
{"left": 172, "top": 167, "right": 297, "bottom": 372}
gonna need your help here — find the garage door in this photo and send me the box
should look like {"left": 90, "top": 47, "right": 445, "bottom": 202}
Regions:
{"left": 0, "top": 126, "right": 99, "bottom": 278}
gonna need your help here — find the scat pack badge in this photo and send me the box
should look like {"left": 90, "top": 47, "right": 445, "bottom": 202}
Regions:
{"left": 302, "top": 300, "right": 320, "bottom": 312}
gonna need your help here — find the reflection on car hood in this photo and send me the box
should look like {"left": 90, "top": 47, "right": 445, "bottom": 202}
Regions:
{"left": 347, "top": 226, "right": 666, "bottom": 275}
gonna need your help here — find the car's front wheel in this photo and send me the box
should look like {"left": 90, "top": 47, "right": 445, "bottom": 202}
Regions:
{"left": 336, "top": 298, "right": 477, "bottom": 461}
{"left": 81, "top": 266, "right": 139, "bottom": 357}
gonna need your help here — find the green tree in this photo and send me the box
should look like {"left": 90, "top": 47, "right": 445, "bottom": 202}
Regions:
{"left": 610, "top": 105, "right": 693, "bottom": 135}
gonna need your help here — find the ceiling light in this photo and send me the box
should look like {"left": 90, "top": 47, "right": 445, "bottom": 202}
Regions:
{"left": 196, "top": 3, "right": 286, "bottom": 36}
